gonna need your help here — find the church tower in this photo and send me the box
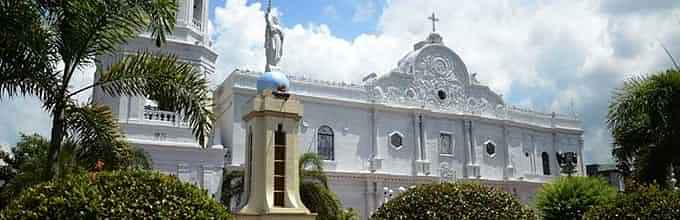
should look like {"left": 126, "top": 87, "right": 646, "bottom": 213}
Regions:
{"left": 92, "top": 0, "right": 223, "bottom": 197}
{"left": 236, "top": 82, "right": 314, "bottom": 220}
{"left": 94, "top": 0, "right": 217, "bottom": 144}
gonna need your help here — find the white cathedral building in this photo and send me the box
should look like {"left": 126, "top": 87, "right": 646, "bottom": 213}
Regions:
{"left": 93, "top": 1, "right": 585, "bottom": 219}
{"left": 216, "top": 32, "right": 584, "bottom": 220}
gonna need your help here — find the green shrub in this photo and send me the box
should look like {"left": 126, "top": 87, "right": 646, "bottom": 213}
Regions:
{"left": 0, "top": 170, "right": 231, "bottom": 219}
{"left": 370, "top": 182, "right": 536, "bottom": 220}
{"left": 585, "top": 184, "right": 680, "bottom": 219}
{"left": 301, "top": 182, "right": 358, "bottom": 220}
{"left": 534, "top": 176, "right": 617, "bottom": 220}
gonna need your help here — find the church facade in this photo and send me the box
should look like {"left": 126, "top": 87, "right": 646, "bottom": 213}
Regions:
{"left": 92, "top": 0, "right": 584, "bottom": 217}
{"left": 215, "top": 32, "right": 584, "bottom": 219}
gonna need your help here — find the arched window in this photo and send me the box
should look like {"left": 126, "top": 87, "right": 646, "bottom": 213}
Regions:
{"left": 542, "top": 152, "right": 551, "bottom": 175}
{"left": 318, "top": 126, "right": 334, "bottom": 160}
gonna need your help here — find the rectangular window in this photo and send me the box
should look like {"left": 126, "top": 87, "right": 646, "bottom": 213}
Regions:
{"left": 274, "top": 124, "right": 286, "bottom": 207}
{"left": 440, "top": 133, "right": 453, "bottom": 155}
{"left": 274, "top": 191, "right": 284, "bottom": 207}
{"left": 318, "top": 134, "right": 333, "bottom": 160}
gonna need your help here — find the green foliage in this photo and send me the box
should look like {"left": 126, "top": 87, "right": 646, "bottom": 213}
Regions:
{"left": 0, "top": 133, "right": 152, "bottom": 209}
{"left": 371, "top": 182, "right": 536, "bottom": 220}
{"left": 0, "top": 0, "right": 214, "bottom": 179}
{"left": 220, "top": 169, "right": 244, "bottom": 209}
{"left": 607, "top": 69, "right": 680, "bottom": 186}
{"left": 534, "top": 176, "right": 617, "bottom": 220}
{"left": 130, "top": 146, "right": 153, "bottom": 170}
{"left": 0, "top": 170, "right": 231, "bottom": 219}
{"left": 97, "top": 52, "right": 214, "bottom": 147}
{"left": 298, "top": 152, "right": 358, "bottom": 219}
{"left": 300, "top": 182, "right": 345, "bottom": 220}
{"left": 0, "top": 134, "right": 51, "bottom": 209}
{"left": 299, "top": 152, "right": 328, "bottom": 187}
{"left": 585, "top": 184, "right": 680, "bottom": 220}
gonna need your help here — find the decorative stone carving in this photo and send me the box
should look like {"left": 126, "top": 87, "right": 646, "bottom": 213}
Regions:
{"left": 421, "top": 55, "right": 455, "bottom": 79}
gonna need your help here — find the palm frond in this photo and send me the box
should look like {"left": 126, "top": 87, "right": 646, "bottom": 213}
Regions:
{"left": 94, "top": 52, "right": 214, "bottom": 147}
{"left": 131, "top": 147, "right": 153, "bottom": 169}
{"left": 63, "top": 103, "right": 134, "bottom": 170}
{"left": 607, "top": 69, "right": 680, "bottom": 186}
{"left": 57, "top": 0, "right": 176, "bottom": 64}
{"left": 57, "top": 0, "right": 146, "bottom": 65}
{"left": 299, "top": 152, "right": 325, "bottom": 173}
{"left": 0, "top": 0, "right": 60, "bottom": 108}
{"left": 126, "top": 0, "right": 177, "bottom": 46}
{"left": 299, "top": 152, "right": 328, "bottom": 187}
{"left": 660, "top": 42, "right": 679, "bottom": 70}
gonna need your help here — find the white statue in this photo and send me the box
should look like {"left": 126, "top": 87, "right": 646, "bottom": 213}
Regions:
{"left": 264, "top": 0, "right": 283, "bottom": 72}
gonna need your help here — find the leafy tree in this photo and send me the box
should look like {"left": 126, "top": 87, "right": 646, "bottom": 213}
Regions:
{"left": 0, "top": 0, "right": 213, "bottom": 180}
{"left": 585, "top": 184, "right": 680, "bottom": 219}
{"left": 0, "top": 170, "right": 231, "bottom": 219}
{"left": 607, "top": 69, "right": 680, "bottom": 186}
{"left": 534, "top": 176, "right": 617, "bottom": 220}
{"left": 371, "top": 182, "right": 536, "bottom": 220}
{"left": 301, "top": 182, "right": 358, "bottom": 220}
{"left": 0, "top": 133, "right": 152, "bottom": 209}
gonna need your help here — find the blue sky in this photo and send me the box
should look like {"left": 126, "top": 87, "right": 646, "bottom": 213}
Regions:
{"left": 209, "top": 0, "right": 387, "bottom": 40}
{"left": 2, "top": 0, "right": 680, "bottom": 165}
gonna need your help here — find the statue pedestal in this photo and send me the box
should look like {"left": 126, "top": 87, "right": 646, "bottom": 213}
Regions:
{"left": 237, "top": 92, "right": 315, "bottom": 220}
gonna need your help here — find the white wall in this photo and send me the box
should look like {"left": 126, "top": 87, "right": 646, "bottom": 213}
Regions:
{"left": 298, "top": 101, "right": 373, "bottom": 172}
{"left": 375, "top": 110, "right": 416, "bottom": 175}
{"left": 473, "top": 121, "right": 506, "bottom": 180}
{"left": 137, "top": 144, "right": 226, "bottom": 199}
{"left": 425, "top": 116, "right": 465, "bottom": 178}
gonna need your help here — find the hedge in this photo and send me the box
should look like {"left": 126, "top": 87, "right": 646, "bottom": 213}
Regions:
{"left": 0, "top": 170, "right": 231, "bottom": 219}
{"left": 585, "top": 185, "right": 680, "bottom": 219}
{"left": 534, "top": 176, "right": 617, "bottom": 220}
{"left": 370, "top": 182, "right": 536, "bottom": 220}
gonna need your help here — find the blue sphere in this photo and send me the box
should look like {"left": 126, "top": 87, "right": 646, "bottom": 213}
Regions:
{"left": 256, "top": 71, "right": 290, "bottom": 94}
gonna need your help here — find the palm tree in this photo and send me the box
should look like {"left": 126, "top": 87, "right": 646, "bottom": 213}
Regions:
{"left": 299, "top": 152, "right": 329, "bottom": 187}
{"left": 0, "top": 0, "right": 213, "bottom": 179}
{"left": 607, "top": 68, "right": 680, "bottom": 187}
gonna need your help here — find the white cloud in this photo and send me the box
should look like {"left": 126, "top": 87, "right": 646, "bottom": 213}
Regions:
{"left": 2, "top": 0, "right": 678, "bottom": 165}
{"left": 211, "top": 0, "right": 680, "bottom": 165}
{"left": 211, "top": 0, "right": 402, "bottom": 84}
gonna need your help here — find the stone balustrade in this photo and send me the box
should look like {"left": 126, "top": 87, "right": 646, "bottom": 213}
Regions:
{"left": 192, "top": 18, "right": 202, "bottom": 31}
{"left": 144, "top": 108, "right": 178, "bottom": 123}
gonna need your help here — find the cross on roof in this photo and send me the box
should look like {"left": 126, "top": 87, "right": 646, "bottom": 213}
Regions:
{"left": 428, "top": 12, "right": 439, "bottom": 33}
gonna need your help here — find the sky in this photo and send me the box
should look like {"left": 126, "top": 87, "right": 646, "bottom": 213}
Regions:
{"left": 2, "top": 0, "right": 680, "bottom": 164}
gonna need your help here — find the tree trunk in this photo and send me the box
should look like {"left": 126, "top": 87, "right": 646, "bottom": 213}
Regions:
{"left": 44, "top": 103, "right": 65, "bottom": 180}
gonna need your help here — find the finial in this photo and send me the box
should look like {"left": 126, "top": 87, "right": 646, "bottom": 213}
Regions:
{"left": 428, "top": 12, "right": 439, "bottom": 33}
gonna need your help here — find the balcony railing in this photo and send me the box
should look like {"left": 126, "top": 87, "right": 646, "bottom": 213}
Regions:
{"left": 192, "top": 17, "right": 202, "bottom": 31}
{"left": 142, "top": 105, "right": 189, "bottom": 127}
{"left": 144, "top": 109, "right": 177, "bottom": 122}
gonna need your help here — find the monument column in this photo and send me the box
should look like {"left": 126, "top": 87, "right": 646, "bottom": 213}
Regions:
{"left": 237, "top": 91, "right": 314, "bottom": 220}
{"left": 236, "top": 1, "right": 313, "bottom": 218}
